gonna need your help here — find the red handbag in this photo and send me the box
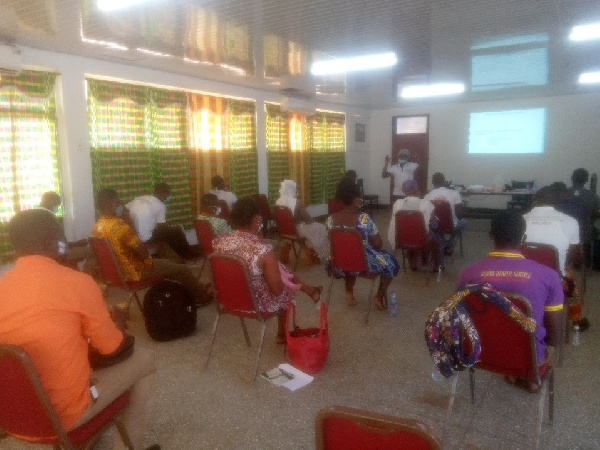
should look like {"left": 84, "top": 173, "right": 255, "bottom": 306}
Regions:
{"left": 286, "top": 302, "right": 330, "bottom": 374}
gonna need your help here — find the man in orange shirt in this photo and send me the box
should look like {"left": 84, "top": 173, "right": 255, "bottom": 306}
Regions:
{"left": 92, "top": 188, "right": 210, "bottom": 306}
{"left": 0, "top": 209, "right": 156, "bottom": 449}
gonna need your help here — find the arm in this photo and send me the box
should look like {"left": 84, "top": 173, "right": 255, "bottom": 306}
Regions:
{"left": 543, "top": 309, "right": 563, "bottom": 348}
{"left": 381, "top": 155, "right": 391, "bottom": 178}
{"left": 455, "top": 203, "right": 465, "bottom": 219}
{"left": 369, "top": 233, "right": 383, "bottom": 250}
{"left": 259, "top": 250, "right": 284, "bottom": 296}
{"left": 295, "top": 199, "right": 314, "bottom": 224}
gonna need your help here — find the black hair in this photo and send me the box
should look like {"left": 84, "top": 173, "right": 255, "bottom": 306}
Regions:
{"left": 9, "top": 209, "right": 62, "bottom": 256}
{"left": 337, "top": 177, "right": 361, "bottom": 206}
{"left": 490, "top": 210, "right": 525, "bottom": 248}
{"left": 534, "top": 185, "right": 558, "bottom": 206}
{"left": 432, "top": 172, "right": 446, "bottom": 187}
{"left": 200, "top": 193, "right": 218, "bottom": 212}
{"left": 229, "top": 197, "right": 259, "bottom": 229}
{"left": 96, "top": 188, "right": 119, "bottom": 209}
{"left": 154, "top": 182, "right": 171, "bottom": 196}
{"left": 211, "top": 175, "right": 225, "bottom": 189}
{"left": 571, "top": 168, "right": 589, "bottom": 186}
{"left": 40, "top": 191, "right": 61, "bottom": 209}
{"left": 344, "top": 170, "right": 357, "bottom": 180}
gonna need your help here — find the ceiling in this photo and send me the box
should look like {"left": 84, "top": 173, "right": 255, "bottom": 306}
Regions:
{"left": 0, "top": 0, "right": 599, "bottom": 109}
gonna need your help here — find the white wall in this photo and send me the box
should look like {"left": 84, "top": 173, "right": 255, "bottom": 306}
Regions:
{"left": 20, "top": 47, "right": 370, "bottom": 239}
{"left": 368, "top": 93, "right": 600, "bottom": 205}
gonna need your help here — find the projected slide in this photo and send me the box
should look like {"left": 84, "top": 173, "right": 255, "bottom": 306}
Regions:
{"left": 468, "top": 108, "right": 546, "bottom": 154}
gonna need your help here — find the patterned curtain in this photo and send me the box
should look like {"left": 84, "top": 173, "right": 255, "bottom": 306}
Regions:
{"left": 0, "top": 70, "right": 59, "bottom": 262}
{"left": 306, "top": 112, "right": 346, "bottom": 204}
{"left": 227, "top": 99, "right": 258, "bottom": 198}
{"left": 87, "top": 79, "right": 193, "bottom": 226}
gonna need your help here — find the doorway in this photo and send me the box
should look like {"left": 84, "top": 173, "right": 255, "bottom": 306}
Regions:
{"left": 391, "top": 115, "right": 430, "bottom": 197}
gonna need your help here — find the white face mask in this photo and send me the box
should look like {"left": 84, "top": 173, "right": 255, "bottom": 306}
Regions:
{"left": 399, "top": 159, "right": 407, "bottom": 164}
{"left": 57, "top": 240, "right": 67, "bottom": 256}
{"left": 214, "top": 206, "right": 222, "bottom": 215}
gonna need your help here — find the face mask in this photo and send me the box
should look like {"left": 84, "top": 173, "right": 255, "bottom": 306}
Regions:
{"left": 164, "top": 196, "right": 173, "bottom": 204}
{"left": 256, "top": 218, "right": 264, "bottom": 234}
{"left": 57, "top": 240, "right": 67, "bottom": 256}
{"left": 399, "top": 159, "right": 407, "bottom": 164}
{"left": 214, "top": 206, "right": 222, "bottom": 215}
{"left": 115, "top": 205, "right": 124, "bottom": 217}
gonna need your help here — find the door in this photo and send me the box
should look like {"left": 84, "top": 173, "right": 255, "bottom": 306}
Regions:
{"left": 391, "top": 115, "right": 430, "bottom": 197}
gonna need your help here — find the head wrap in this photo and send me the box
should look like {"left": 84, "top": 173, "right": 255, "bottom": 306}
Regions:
{"left": 275, "top": 180, "right": 298, "bottom": 212}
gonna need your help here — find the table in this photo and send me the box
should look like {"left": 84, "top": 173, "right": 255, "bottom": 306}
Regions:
{"left": 459, "top": 189, "right": 535, "bottom": 217}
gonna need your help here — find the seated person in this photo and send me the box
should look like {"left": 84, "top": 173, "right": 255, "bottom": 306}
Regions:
{"left": 423, "top": 172, "right": 467, "bottom": 255}
{"left": 553, "top": 182, "right": 591, "bottom": 247}
{"left": 568, "top": 168, "right": 599, "bottom": 217}
{"left": 0, "top": 209, "right": 157, "bottom": 449}
{"left": 197, "top": 193, "right": 233, "bottom": 236}
{"left": 334, "top": 170, "right": 358, "bottom": 201}
{"left": 212, "top": 198, "right": 322, "bottom": 344}
{"left": 94, "top": 188, "right": 211, "bottom": 306}
{"left": 276, "top": 179, "right": 329, "bottom": 263}
{"left": 126, "top": 183, "right": 198, "bottom": 262}
{"left": 210, "top": 175, "right": 238, "bottom": 211}
{"left": 523, "top": 185, "right": 586, "bottom": 328}
{"left": 326, "top": 178, "right": 400, "bottom": 311}
{"left": 388, "top": 180, "right": 443, "bottom": 270}
{"left": 458, "top": 210, "right": 563, "bottom": 391}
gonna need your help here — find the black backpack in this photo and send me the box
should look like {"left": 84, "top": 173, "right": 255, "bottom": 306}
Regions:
{"left": 143, "top": 281, "right": 197, "bottom": 341}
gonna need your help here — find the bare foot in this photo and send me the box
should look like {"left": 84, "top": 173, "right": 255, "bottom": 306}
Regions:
{"left": 373, "top": 296, "right": 385, "bottom": 311}
{"left": 310, "top": 286, "right": 323, "bottom": 303}
{"left": 345, "top": 291, "right": 356, "bottom": 306}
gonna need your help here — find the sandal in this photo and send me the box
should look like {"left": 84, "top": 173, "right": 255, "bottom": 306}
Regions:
{"left": 505, "top": 376, "right": 540, "bottom": 393}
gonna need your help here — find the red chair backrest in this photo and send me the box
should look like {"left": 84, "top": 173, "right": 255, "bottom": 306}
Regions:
{"left": 395, "top": 211, "right": 428, "bottom": 249}
{"left": 328, "top": 198, "right": 345, "bottom": 215}
{"left": 329, "top": 226, "right": 369, "bottom": 274}
{"left": 432, "top": 200, "right": 454, "bottom": 233}
{"left": 519, "top": 242, "right": 560, "bottom": 273}
{"left": 88, "top": 236, "right": 128, "bottom": 287}
{"left": 254, "top": 194, "right": 273, "bottom": 221}
{"left": 316, "top": 405, "right": 441, "bottom": 450}
{"left": 195, "top": 219, "right": 215, "bottom": 255}
{"left": 209, "top": 253, "right": 262, "bottom": 319}
{"left": 273, "top": 206, "right": 299, "bottom": 238}
{"left": 217, "top": 200, "right": 230, "bottom": 220}
{"left": 0, "top": 345, "right": 60, "bottom": 439}
{"left": 463, "top": 292, "right": 539, "bottom": 380}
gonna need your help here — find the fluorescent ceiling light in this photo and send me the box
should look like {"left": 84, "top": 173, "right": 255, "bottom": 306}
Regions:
{"left": 311, "top": 52, "right": 397, "bottom": 75}
{"left": 401, "top": 83, "right": 465, "bottom": 99}
{"left": 97, "top": 0, "right": 147, "bottom": 11}
{"left": 569, "top": 23, "right": 600, "bottom": 41}
{"left": 578, "top": 71, "right": 600, "bottom": 84}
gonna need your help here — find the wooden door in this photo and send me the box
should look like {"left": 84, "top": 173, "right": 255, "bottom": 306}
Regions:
{"left": 391, "top": 115, "right": 430, "bottom": 197}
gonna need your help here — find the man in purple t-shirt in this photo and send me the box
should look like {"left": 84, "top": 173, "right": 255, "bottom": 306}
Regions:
{"left": 458, "top": 210, "right": 563, "bottom": 386}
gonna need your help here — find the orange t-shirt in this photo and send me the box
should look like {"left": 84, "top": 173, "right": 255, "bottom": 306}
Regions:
{"left": 0, "top": 255, "right": 123, "bottom": 432}
{"left": 93, "top": 215, "right": 153, "bottom": 281}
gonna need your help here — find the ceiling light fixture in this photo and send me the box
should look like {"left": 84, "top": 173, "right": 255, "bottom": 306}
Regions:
{"left": 578, "top": 71, "right": 600, "bottom": 84}
{"left": 97, "top": 0, "right": 147, "bottom": 11}
{"left": 569, "top": 23, "right": 600, "bottom": 41}
{"left": 401, "top": 83, "right": 465, "bottom": 99}
{"left": 310, "top": 52, "right": 397, "bottom": 75}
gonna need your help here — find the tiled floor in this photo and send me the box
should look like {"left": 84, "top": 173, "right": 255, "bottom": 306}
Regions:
{"left": 2, "top": 213, "right": 599, "bottom": 449}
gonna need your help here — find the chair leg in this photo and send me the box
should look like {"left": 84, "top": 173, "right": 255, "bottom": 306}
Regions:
{"left": 363, "top": 278, "right": 377, "bottom": 325}
{"left": 113, "top": 417, "right": 134, "bottom": 450}
{"left": 401, "top": 249, "right": 407, "bottom": 273}
{"left": 469, "top": 367, "right": 475, "bottom": 404}
{"left": 291, "top": 241, "right": 300, "bottom": 271}
{"left": 205, "top": 313, "right": 222, "bottom": 370}
{"left": 325, "top": 276, "right": 335, "bottom": 307}
{"left": 548, "top": 367, "right": 554, "bottom": 423}
{"left": 534, "top": 376, "right": 548, "bottom": 450}
{"left": 443, "top": 372, "right": 459, "bottom": 447}
{"left": 133, "top": 291, "right": 143, "bottom": 313}
{"left": 253, "top": 321, "right": 269, "bottom": 386}
{"left": 459, "top": 232, "right": 464, "bottom": 258}
{"left": 240, "top": 317, "right": 251, "bottom": 347}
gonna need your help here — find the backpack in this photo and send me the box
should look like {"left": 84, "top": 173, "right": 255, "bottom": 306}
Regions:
{"left": 143, "top": 281, "right": 197, "bottom": 341}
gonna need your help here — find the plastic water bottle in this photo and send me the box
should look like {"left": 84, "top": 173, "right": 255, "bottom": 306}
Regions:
{"left": 431, "top": 362, "right": 444, "bottom": 381}
{"left": 572, "top": 324, "right": 581, "bottom": 346}
{"left": 388, "top": 291, "right": 398, "bottom": 317}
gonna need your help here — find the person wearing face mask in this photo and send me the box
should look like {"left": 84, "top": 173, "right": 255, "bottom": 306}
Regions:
{"left": 0, "top": 208, "right": 159, "bottom": 450}
{"left": 197, "top": 193, "right": 233, "bottom": 236}
{"left": 126, "top": 183, "right": 199, "bottom": 261}
{"left": 210, "top": 175, "right": 238, "bottom": 211}
{"left": 382, "top": 148, "right": 419, "bottom": 202}
{"left": 213, "top": 198, "right": 322, "bottom": 344}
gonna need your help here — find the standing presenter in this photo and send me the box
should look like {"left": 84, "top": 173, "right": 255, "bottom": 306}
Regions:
{"left": 382, "top": 148, "right": 419, "bottom": 202}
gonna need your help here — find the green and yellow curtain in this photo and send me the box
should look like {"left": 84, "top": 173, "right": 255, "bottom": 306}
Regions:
{"left": 0, "top": 70, "right": 59, "bottom": 262}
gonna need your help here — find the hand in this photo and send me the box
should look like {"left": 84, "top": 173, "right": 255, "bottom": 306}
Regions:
{"left": 384, "top": 155, "right": 390, "bottom": 165}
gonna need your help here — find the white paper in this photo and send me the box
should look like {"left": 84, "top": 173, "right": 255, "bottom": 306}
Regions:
{"left": 278, "top": 363, "right": 314, "bottom": 391}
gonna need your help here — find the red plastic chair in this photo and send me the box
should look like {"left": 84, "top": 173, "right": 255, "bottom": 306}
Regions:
{"left": 326, "top": 226, "right": 377, "bottom": 324}
{"left": 254, "top": 194, "right": 276, "bottom": 236}
{"left": 88, "top": 236, "right": 165, "bottom": 313}
{"left": 431, "top": 200, "right": 463, "bottom": 257}
{"left": 327, "top": 198, "right": 345, "bottom": 215}
{"left": 194, "top": 219, "right": 216, "bottom": 278}
{"left": 0, "top": 344, "right": 132, "bottom": 450}
{"left": 395, "top": 210, "right": 438, "bottom": 281}
{"left": 446, "top": 292, "right": 554, "bottom": 449}
{"left": 273, "top": 205, "right": 306, "bottom": 270}
{"left": 315, "top": 405, "right": 441, "bottom": 450}
{"left": 205, "top": 253, "right": 279, "bottom": 386}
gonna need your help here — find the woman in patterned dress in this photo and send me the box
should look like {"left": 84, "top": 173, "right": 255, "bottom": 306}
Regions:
{"left": 213, "top": 198, "right": 322, "bottom": 343}
{"left": 197, "top": 193, "right": 232, "bottom": 236}
{"left": 326, "top": 178, "right": 400, "bottom": 310}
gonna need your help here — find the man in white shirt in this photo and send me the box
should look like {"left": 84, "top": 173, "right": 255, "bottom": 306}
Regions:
{"left": 126, "top": 183, "right": 198, "bottom": 261}
{"left": 382, "top": 148, "right": 419, "bottom": 201}
{"left": 423, "top": 172, "right": 467, "bottom": 254}
{"left": 388, "top": 180, "right": 443, "bottom": 270}
{"left": 209, "top": 175, "right": 238, "bottom": 211}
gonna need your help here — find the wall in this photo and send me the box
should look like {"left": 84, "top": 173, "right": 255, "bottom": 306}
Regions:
{"left": 368, "top": 93, "right": 600, "bottom": 205}
{"left": 20, "top": 47, "right": 370, "bottom": 240}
